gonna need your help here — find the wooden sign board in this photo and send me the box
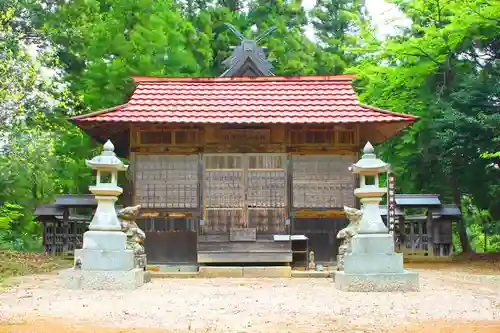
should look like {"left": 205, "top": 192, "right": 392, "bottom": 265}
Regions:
{"left": 219, "top": 129, "right": 270, "bottom": 144}
{"left": 230, "top": 228, "right": 257, "bottom": 241}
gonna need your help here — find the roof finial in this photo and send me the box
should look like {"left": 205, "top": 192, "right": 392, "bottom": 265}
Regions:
{"left": 363, "top": 142, "right": 374, "bottom": 154}
{"left": 221, "top": 23, "right": 275, "bottom": 77}
{"left": 103, "top": 139, "right": 115, "bottom": 152}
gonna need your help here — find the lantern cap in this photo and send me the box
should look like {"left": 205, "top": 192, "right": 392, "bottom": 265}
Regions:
{"left": 85, "top": 139, "right": 128, "bottom": 171}
{"left": 350, "top": 141, "right": 388, "bottom": 173}
{"left": 363, "top": 141, "right": 375, "bottom": 154}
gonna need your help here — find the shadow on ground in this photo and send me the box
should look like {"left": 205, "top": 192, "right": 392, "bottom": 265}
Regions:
{"left": 1, "top": 319, "right": 500, "bottom": 333}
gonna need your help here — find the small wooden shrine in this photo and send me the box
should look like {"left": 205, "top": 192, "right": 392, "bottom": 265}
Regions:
{"left": 380, "top": 194, "right": 461, "bottom": 257}
{"left": 69, "top": 30, "right": 419, "bottom": 267}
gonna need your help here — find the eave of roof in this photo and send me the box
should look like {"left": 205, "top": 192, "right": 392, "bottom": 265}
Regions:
{"left": 72, "top": 74, "right": 418, "bottom": 127}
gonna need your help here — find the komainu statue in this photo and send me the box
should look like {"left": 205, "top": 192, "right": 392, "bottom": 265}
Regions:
{"left": 336, "top": 206, "right": 362, "bottom": 271}
{"left": 118, "top": 205, "right": 146, "bottom": 255}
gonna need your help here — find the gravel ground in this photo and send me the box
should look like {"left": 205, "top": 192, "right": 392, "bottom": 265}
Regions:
{"left": 0, "top": 268, "right": 499, "bottom": 333}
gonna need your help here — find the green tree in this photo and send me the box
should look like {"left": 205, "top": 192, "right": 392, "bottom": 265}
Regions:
{"left": 40, "top": 0, "right": 212, "bottom": 111}
{"left": 310, "top": 0, "right": 368, "bottom": 74}
{"left": 353, "top": 0, "right": 500, "bottom": 252}
{"left": 247, "top": 0, "right": 318, "bottom": 75}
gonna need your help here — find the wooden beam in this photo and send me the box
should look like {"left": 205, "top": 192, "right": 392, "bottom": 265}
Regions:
{"left": 293, "top": 209, "right": 345, "bottom": 218}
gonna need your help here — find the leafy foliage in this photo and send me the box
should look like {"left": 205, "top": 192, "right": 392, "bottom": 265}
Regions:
{"left": 351, "top": 0, "right": 500, "bottom": 252}
{"left": 1, "top": 0, "right": 499, "bottom": 254}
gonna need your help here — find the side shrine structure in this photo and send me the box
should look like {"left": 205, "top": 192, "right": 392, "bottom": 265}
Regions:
{"left": 69, "top": 31, "right": 418, "bottom": 268}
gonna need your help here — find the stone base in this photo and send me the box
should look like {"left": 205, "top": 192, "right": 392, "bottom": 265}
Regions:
{"left": 74, "top": 248, "right": 135, "bottom": 271}
{"left": 60, "top": 268, "right": 145, "bottom": 290}
{"left": 198, "top": 266, "right": 291, "bottom": 278}
{"left": 134, "top": 254, "right": 147, "bottom": 269}
{"left": 82, "top": 230, "right": 127, "bottom": 251}
{"left": 343, "top": 252, "right": 404, "bottom": 274}
{"left": 143, "top": 270, "right": 152, "bottom": 283}
{"left": 334, "top": 270, "right": 419, "bottom": 292}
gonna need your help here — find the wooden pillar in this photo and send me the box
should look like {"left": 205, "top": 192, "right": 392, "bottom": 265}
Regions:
{"left": 42, "top": 221, "right": 47, "bottom": 253}
{"left": 62, "top": 208, "right": 70, "bottom": 254}
{"left": 426, "top": 210, "right": 434, "bottom": 256}
{"left": 398, "top": 216, "right": 405, "bottom": 251}
{"left": 73, "top": 215, "right": 78, "bottom": 252}
{"left": 51, "top": 220, "right": 57, "bottom": 255}
{"left": 198, "top": 153, "right": 204, "bottom": 237}
{"left": 287, "top": 154, "right": 293, "bottom": 236}
{"left": 410, "top": 222, "right": 415, "bottom": 251}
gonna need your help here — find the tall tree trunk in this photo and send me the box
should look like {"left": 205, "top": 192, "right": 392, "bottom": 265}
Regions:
{"left": 451, "top": 180, "right": 473, "bottom": 253}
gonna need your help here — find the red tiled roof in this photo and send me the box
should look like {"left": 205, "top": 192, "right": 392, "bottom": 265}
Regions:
{"left": 72, "top": 75, "right": 417, "bottom": 124}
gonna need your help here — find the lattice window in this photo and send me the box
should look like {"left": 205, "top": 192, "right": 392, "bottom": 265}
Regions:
{"left": 140, "top": 131, "right": 172, "bottom": 145}
{"left": 289, "top": 128, "right": 356, "bottom": 146}
{"left": 336, "top": 130, "right": 355, "bottom": 145}
{"left": 292, "top": 155, "right": 356, "bottom": 208}
{"left": 203, "top": 154, "right": 245, "bottom": 232}
{"left": 135, "top": 155, "right": 198, "bottom": 208}
{"left": 137, "top": 129, "right": 198, "bottom": 146}
{"left": 138, "top": 217, "right": 197, "bottom": 233}
{"left": 290, "top": 128, "right": 334, "bottom": 145}
{"left": 247, "top": 154, "right": 286, "bottom": 208}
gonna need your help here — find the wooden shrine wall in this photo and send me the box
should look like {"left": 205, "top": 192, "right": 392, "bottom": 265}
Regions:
{"left": 129, "top": 124, "right": 359, "bottom": 210}
{"left": 136, "top": 216, "right": 198, "bottom": 264}
{"left": 134, "top": 155, "right": 199, "bottom": 209}
{"left": 291, "top": 155, "right": 357, "bottom": 209}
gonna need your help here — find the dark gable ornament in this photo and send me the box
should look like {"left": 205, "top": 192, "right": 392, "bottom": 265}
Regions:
{"left": 221, "top": 23, "right": 276, "bottom": 77}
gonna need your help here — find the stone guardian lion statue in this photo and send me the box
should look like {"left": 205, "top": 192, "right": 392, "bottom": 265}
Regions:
{"left": 117, "top": 205, "right": 146, "bottom": 255}
{"left": 336, "top": 206, "right": 362, "bottom": 271}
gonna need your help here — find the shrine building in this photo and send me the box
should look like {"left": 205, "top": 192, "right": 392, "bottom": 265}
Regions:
{"left": 70, "top": 33, "right": 418, "bottom": 268}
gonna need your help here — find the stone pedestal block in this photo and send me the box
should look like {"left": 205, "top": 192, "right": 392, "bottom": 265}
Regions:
{"left": 74, "top": 248, "right": 135, "bottom": 271}
{"left": 82, "top": 230, "right": 127, "bottom": 251}
{"left": 336, "top": 232, "right": 419, "bottom": 292}
{"left": 61, "top": 268, "right": 145, "bottom": 290}
{"left": 350, "top": 234, "right": 395, "bottom": 254}
{"left": 134, "top": 254, "right": 147, "bottom": 269}
{"left": 343, "top": 253, "right": 404, "bottom": 274}
{"left": 334, "top": 271, "right": 419, "bottom": 292}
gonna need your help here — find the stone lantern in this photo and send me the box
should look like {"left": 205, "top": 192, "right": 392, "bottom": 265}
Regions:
{"left": 349, "top": 141, "right": 389, "bottom": 235}
{"left": 62, "top": 140, "right": 145, "bottom": 290}
{"left": 85, "top": 140, "right": 128, "bottom": 232}
{"left": 334, "top": 142, "right": 419, "bottom": 292}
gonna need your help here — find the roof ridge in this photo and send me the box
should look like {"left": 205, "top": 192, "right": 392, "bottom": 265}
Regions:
{"left": 132, "top": 74, "right": 356, "bottom": 83}
{"left": 360, "top": 104, "right": 419, "bottom": 120}
{"left": 71, "top": 104, "right": 128, "bottom": 121}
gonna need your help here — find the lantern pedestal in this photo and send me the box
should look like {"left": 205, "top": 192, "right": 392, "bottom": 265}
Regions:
{"left": 334, "top": 142, "right": 419, "bottom": 292}
{"left": 61, "top": 140, "right": 146, "bottom": 290}
{"left": 335, "top": 233, "right": 419, "bottom": 292}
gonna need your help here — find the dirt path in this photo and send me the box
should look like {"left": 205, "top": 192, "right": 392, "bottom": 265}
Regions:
{"left": 1, "top": 262, "right": 499, "bottom": 333}
{"left": 1, "top": 318, "right": 500, "bottom": 333}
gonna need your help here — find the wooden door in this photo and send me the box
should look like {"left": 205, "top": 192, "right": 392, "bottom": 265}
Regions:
{"left": 202, "top": 154, "right": 287, "bottom": 236}
{"left": 246, "top": 154, "right": 287, "bottom": 235}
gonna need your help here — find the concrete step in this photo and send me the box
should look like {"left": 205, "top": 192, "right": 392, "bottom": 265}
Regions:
{"left": 199, "top": 266, "right": 292, "bottom": 278}
{"left": 291, "top": 270, "right": 332, "bottom": 278}
{"left": 149, "top": 267, "right": 333, "bottom": 279}
{"left": 151, "top": 271, "right": 200, "bottom": 278}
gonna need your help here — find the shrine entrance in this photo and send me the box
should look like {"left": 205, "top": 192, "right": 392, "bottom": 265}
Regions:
{"left": 202, "top": 154, "right": 288, "bottom": 238}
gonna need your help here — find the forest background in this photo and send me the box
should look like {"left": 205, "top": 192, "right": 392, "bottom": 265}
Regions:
{"left": 0, "top": 0, "right": 498, "bottom": 254}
